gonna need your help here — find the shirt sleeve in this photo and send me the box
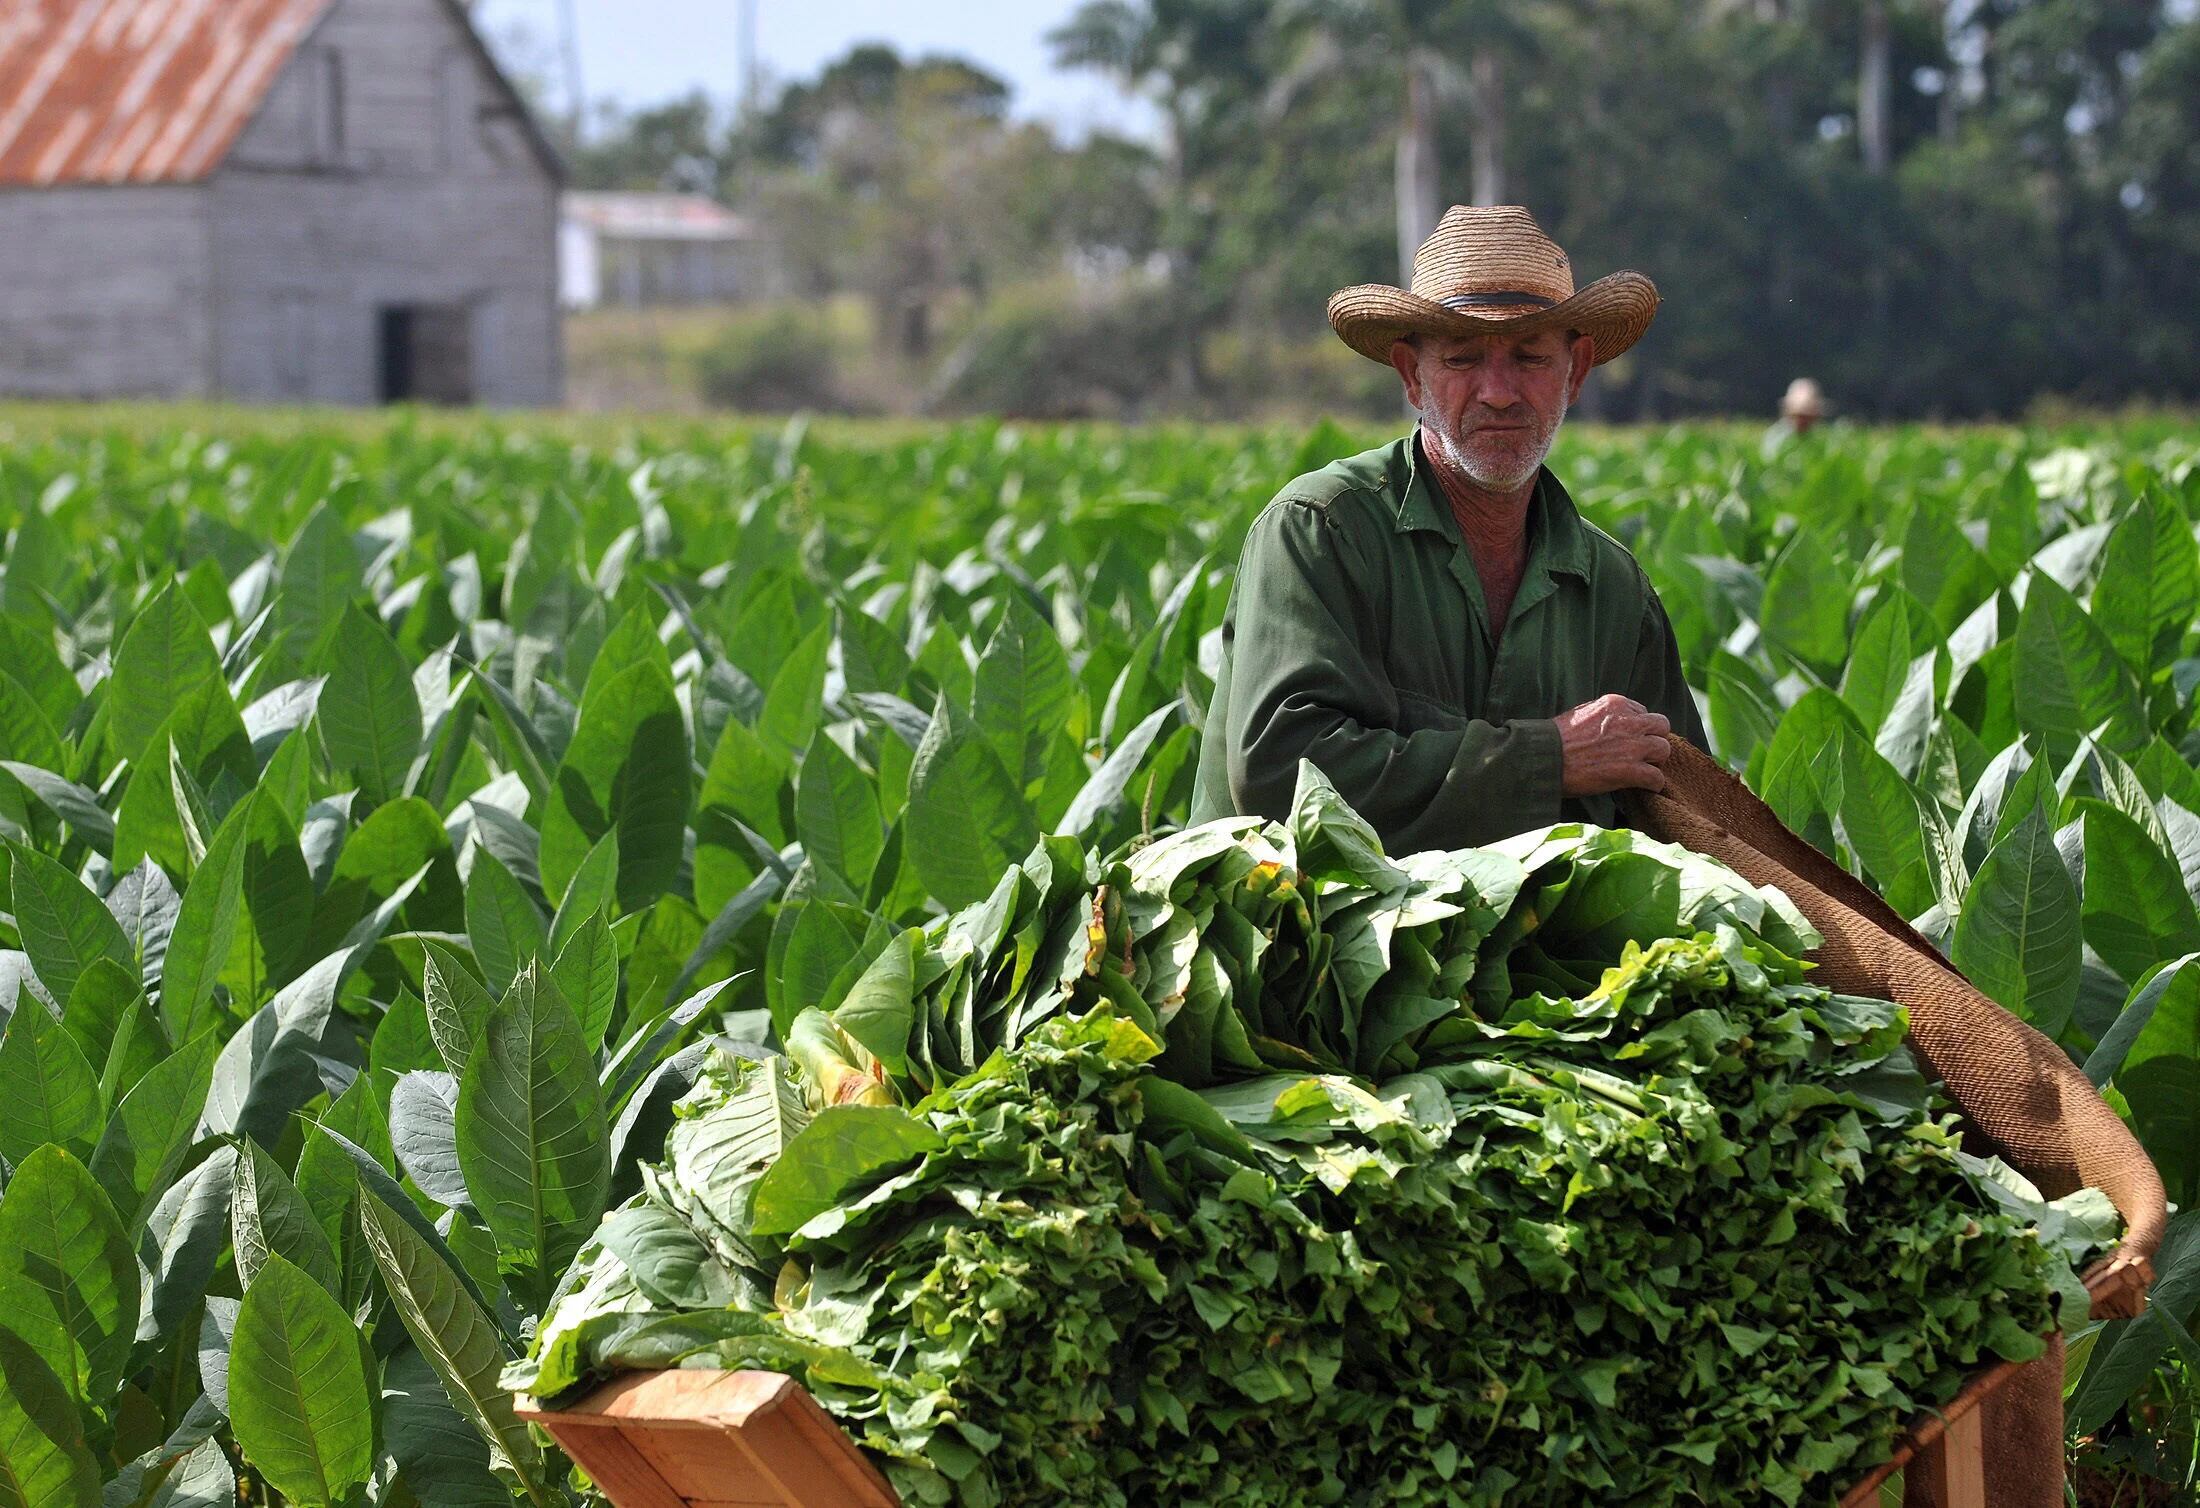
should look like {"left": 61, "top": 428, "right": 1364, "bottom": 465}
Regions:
{"left": 1221, "top": 496, "right": 1563, "bottom": 852}
{"left": 1629, "top": 584, "right": 1710, "bottom": 753}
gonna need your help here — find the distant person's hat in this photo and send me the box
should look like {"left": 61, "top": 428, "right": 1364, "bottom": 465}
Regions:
{"left": 1781, "top": 377, "right": 1826, "bottom": 418}
{"left": 1327, "top": 205, "right": 1660, "bottom": 366}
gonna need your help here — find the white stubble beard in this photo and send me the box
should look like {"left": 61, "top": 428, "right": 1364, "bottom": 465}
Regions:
{"left": 1420, "top": 385, "right": 1569, "bottom": 494}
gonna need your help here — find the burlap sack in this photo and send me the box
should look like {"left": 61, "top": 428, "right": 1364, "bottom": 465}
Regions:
{"left": 1621, "top": 736, "right": 2167, "bottom": 1507}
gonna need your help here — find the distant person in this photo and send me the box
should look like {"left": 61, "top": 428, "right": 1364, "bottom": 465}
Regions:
{"left": 1190, "top": 205, "right": 1707, "bottom": 852}
{"left": 1762, "top": 377, "right": 1827, "bottom": 456}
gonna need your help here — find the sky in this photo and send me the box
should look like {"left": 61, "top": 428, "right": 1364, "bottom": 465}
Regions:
{"left": 473, "top": 0, "right": 1156, "bottom": 141}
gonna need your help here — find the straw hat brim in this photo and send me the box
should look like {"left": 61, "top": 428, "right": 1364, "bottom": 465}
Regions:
{"left": 1326, "top": 270, "right": 1660, "bottom": 366}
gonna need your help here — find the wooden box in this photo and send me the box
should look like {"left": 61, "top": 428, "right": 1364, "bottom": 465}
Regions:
{"left": 519, "top": 1266, "right": 2145, "bottom": 1508}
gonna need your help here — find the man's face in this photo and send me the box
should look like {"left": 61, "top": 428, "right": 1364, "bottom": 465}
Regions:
{"left": 1389, "top": 327, "right": 1594, "bottom": 493}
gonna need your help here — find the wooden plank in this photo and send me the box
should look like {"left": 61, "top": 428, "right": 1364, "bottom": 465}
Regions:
{"left": 533, "top": 1417, "right": 689, "bottom": 1508}
{"left": 1835, "top": 1354, "right": 2025, "bottom": 1507}
{"left": 623, "top": 1424, "right": 785, "bottom": 1503}
{"left": 518, "top": 1371, "right": 900, "bottom": 1508}
{"left": 1920, "top": 1405, "right": 1987, "bottom": 1508}
{"left": 720, "top": 1385, "right": 899, "bottom": 1507}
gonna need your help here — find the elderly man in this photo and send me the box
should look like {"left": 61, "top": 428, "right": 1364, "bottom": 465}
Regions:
{"left": 1190, "top": 205, "right": 1707, "bottom": 852}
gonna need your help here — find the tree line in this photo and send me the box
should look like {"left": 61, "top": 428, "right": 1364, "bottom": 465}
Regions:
{"left": 554, "top": 0, "right": 2200, "bottom": 421}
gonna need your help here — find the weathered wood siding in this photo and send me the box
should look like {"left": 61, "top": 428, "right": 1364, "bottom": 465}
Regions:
{"left": 209, "top": 0, "right": 562, "bottom": 406}
{"left": 0, "top": 185, "right": 213, "bottom": 398}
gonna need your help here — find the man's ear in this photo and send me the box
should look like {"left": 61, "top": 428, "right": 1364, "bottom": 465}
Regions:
{"left": 1388, "top": 338, "right": 1423, "bottom": 409}
{"left": 1565, "top": 333, "right": 1594, "bottom": 404}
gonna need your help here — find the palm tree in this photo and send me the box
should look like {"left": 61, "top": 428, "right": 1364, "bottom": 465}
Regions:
{"left": 1265, "top": 0, "right": 1532, "bottom": 281}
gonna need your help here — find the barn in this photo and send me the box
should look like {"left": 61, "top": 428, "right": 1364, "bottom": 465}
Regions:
{"left": 0, "top": 0, "right": 565, "bottom": 407}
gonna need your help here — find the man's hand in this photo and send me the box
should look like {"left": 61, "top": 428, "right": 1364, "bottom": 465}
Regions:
{"left": 1554, "top": 694, "right": 1672, "bottom": 796}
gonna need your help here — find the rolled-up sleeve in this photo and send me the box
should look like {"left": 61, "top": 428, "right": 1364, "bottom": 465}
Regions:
{"left": 1222, "top": 498, "right": 1564, "bottom": 851}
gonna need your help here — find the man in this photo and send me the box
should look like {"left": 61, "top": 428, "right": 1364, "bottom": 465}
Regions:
{"left": 1762, "top": 376, "right": 1826, "bottom": 456}
{"left": 1190, "top": 204, "right": 1707, "bottom": 852}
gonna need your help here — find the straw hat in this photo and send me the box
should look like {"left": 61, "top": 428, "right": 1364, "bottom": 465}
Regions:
{"left": 1780, "top": 377, "right": 1826, "bottom": 418}
{"left": 1327, "top": 205, "right": 1659, "bottom": 366}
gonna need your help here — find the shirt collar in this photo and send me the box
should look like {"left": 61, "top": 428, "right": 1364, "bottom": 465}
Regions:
{"left": 1393, "top": 430, "right": 1593, "bottom": 583}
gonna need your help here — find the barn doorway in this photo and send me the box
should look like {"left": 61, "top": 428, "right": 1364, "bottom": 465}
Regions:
{"left": 377, "top": 304, "right": 473, "bottom": 404}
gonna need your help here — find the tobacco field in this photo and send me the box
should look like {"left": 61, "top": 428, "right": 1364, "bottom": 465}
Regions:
{"left": 0, "top": 410, "right": 2194, "bottom": 1504}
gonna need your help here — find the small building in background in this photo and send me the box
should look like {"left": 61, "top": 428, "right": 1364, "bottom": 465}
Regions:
{"left": 0, "top": 0, "right": 565, "bottom": 407}
{"left": 559, "top": 191, "right": 773, "bottom": 311}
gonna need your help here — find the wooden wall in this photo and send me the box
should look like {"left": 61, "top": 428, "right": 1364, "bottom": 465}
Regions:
{"left": 0, "top": 185, "right": 214, "bottom": 399}
{"left": 0, "top": 0, "right": 561, "bottom": 407}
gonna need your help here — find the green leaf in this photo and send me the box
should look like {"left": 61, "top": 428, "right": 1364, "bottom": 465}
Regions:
{"left": 0, "top": 763, "right": 113, "bottom": 855}
{"left": 905, "top": 695, "right": 1040, "bottom": 910}
{"left": 1703, "top": 651, "right": 1780, "bottom": 766}
{"left": 9, "top": 843, "right": 134, "bottom": 1018}
{"left": 0, "top": 998, "right": 100, "bottom": 1168}
{"left": 231, "top": 1139, "right": 343, "bottom": 1297}
{"left": 228, "top": 1255, "right": 374, "bottom": 1508}
{"left": 831, "top": 927, "right": 916, "bottom": 1078}
{"left": 391, "top": 1070, "right": 470, "bottom": 1210}
{"left": 749, "top": 1104, "right": 944, "bottom": 1238}
{"left": 597, "top": 1203, "right": 742, "bottom": 1309}
{"left": 1837, "top": 592, "right": 1921, "bottom": 736}
{"left": 220, "top": 793, "right": 314, "bottom": 1005}
{"left": 380, "top": 1345, "right": 509, "bottom": 1508}
{"left": 140, "top": 1147, "right": 237, "bottom": 1350}
{"left": 1059, "top": 700, "right": 1177, "bottom": 836}
{"left": 2013, "top": 573, "right": 2146, "bottom": 762}
{"left": 159, "top": 799, "right": 247, "bottom": 1045}
{"left": 199, "top": 947, "right": 351, "bottom": 1146}
{"left": 2069, "top": 1210, "right": 2200, "bottom": 1433}
{"left": 315, "top": 603, "right": 423, "bottom": 805}
{"left": 0, "top": 619, "right": 77, "bottom": 733}
{"left": 1835, "top": 734, "right": 1957, "bottom": 920}
{"left": 271, "top": 502, "right": 364, "bottom": 679}
{"left": 0, "top": 1326, "right": 98, "bottom": 1508}
{"left": 2086, "top": 953, "right": 2200, "bottom": 1085}
{"left": 550, "top": 828, "right": 620, "bottom": 949}
{"left": 146, "top": 1436, "right": 235, "bottom": 1508}
{"left": 453, "top": 966, "right": 608, "bottom": 1309}
{"left": 2119, "top": 951, "right": 2200, "bottom": 1203}
{"left": 0, "top": 1145, "right": 138, "bottom": 1412}
{"left": 1951, "top": 796, "right": 2083, "bottom": 1034}
{"left": 550, "top": 912, "right": 619, "bottom": 1053}
{"left": 293, "top": 1074, "right": 394, "bottom": 1311}
{"left": 2092, "top": 484, "right": 2198, "bottom": 678}
{"left": 539, "top": 661, "right": 690, "bottom": 914}
{"left": 1759, "top": 528, "right": 1850, "bottom": 674}
{"left": 836, "top": 602, "right": 912, "bottom": 696}
{"left": 2080, "top": 803, "right": 2200, "bottom": 984}
{"left": 422, "top": 943, "right": 497, "bottom": 1078}
{"left": 695, "top": 717, "right": 789, "bottom": 914}
{"left": 464, "top": 850, "right": 546, "bottom": 999}
{"left": 1755, "top": 689, "right": 1861, "bottom": 849}
{"left": 308, "top": 796, "right": 455, "bottom": 956}
{"left": 108, "top": 584, "right": 223, "bottom": 768}
{"left": 113, "top": 685, "right": 253, "bottom": 876}
{"left": 795, "top": 731, "right": 884, "bottom": 895}
{"left": 63, "top": 955, "right": 146, "bottom": 1089}
{"left": 357, "top": 1188, "right": 549, "bottom": 1496}
{"left": 974, "top": 596, "right": 1079, "bottom": 790}
{"left": 0, "top": 670, "right": 65, "bottom": 777}
{"left": 757, "top": 620, "right": 831, "bottom": 760}
{"left": 88, "top": 1028, "right": 216, "bottom": 1230}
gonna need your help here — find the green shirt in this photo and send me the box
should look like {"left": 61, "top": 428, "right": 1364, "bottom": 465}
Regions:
{"left": 1190, "top": 433, "right": 1707, "bottom": 852}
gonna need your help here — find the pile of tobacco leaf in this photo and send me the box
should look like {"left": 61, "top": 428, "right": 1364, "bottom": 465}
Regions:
{"left": 507, "top": 765, "right": 2111, "bottom": 1507}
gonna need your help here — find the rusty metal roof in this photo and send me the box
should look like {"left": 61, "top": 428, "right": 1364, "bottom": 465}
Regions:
{"left": 0, "top": 0, "right": 335, "bottom": 186}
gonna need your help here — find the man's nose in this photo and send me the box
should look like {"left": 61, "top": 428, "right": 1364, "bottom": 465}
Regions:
{"left": 1473, "top": 360, "right": 1526, "bottom": 410}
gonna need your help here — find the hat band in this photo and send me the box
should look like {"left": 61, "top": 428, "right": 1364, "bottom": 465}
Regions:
{"left": 1437, "top": 290, "right": 1559, "bottom": 310}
